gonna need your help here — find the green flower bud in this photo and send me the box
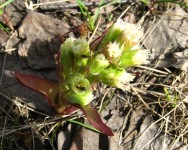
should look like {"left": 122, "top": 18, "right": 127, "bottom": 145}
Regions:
{"left": 102, "top": 42, "right": 122, "bottom": 64}
{"left": 88, "top": 54, "right": 109, "bottom": 75}
{"left": 66, "top": 74, "right": 90, "bottom": 93}
{"left": 72, "top": 38, "right": 90, "bottom": 67}
{"left": 99, "top": 67, "right": 135, "bottom": 90}
{"left": 65, "top": 74, "right": 93, "bottom": 106}
{"left": 118, "top": 49, "right": 150, "bottom": 68}
{"left": 60, "top": 37, "right": 75, "bottom": 71}
{"left": 65, "top": 90, "right": 93, "bottom": 106}
{"left": 116, "top": 23, "right": 144, "bottom": 51}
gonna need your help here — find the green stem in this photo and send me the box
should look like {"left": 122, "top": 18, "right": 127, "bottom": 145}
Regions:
{"left": 67, "top": 119, "right": 100, "bottom": 133}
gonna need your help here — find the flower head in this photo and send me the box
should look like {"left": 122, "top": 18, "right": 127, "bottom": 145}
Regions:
{"left": 72, "top": 38, "right": 90, "bottom": 67}
{"left": 14, "top": 19, "right": 150, "bottom": 137}
{"left": 102, "top": 42, "right": 122, "bottom": 64}
{"left": 65, "top": 73, "right": 93, "bottom": 106}
{"left": 60, "top": 37, "right": 75, "bottom": 71}
{"left": 99, "top": 67, "right": 135, "bottom": 90}
{"left": 132, "top": 49, "right": 150, "bottom": 65}
{"left": 66, "top": 73, "right": 91, "bottom": 93}
{"left": 109, "top": 19, "right": 126, "bottom": 33}
{"left": 118, "top": 49, "right": 150, "bottom": 68}
{"left": 96, "top": 19, "right": 126, "bottom": 50}
{"left": 117, "top": 23, "right": 144, "bottom": 51}
{"left": 87, "top": 54, "right": 109, "bottom": 75}
{"left": 104, "top": 19, "right": 126, "bottom": 42}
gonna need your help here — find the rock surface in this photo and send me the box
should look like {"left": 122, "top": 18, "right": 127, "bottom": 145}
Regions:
{"left": 144, "top": 5, "right": 188, "bottom": 72}
{"left": 18, "top": 10, "right": 69, "bottom": 69}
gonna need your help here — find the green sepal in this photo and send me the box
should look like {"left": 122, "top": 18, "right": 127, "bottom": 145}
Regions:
{"left": 65, "top": 90, "right": 93, "bottom": 106}
{"left": 60, "top": 38, "right": 75, "bottom": 72}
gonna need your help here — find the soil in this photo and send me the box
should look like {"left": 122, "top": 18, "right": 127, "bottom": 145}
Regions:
{"left": 0, "top": 0, "right": 188, "bottom": 150}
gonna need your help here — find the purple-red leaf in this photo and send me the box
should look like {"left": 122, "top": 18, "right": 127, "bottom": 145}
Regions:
{"left": 13, "top": 72, "right": 59, "bottom": 107}
{"left": 14, "top": 72, "right": 114, "bottom": 136}
{"left": 89, "top": 28, "right": 109, "bottom": 51}
{"left": 80, "top": 104, "right": 114, "bottom": 136}
{"left": 14, "top": 72, "right": 78, "bottom": 114}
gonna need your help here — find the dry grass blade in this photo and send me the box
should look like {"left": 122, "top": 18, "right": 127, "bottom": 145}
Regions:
{"left": 133, "top": 102, "right": 183, "bottom": 150}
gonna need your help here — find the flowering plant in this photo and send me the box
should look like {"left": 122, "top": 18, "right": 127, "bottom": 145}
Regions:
{"left": 14, "top": 19, "right": 149, "bottom": 136}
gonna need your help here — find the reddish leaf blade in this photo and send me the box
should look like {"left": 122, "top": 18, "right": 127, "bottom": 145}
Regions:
{"left": 89, "top": 28, "right": 109, "bottom": 51}
{"left": 13, "top": 72, "right": 59, "bottom": 107}
{"left": 80, "top": 104, "right": 114, "bottom": 136}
